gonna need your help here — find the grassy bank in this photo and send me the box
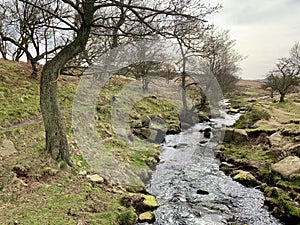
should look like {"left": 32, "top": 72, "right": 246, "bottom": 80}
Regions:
{"left": 219, "top": 80, "right": 300, "bottom": 224}
{"left": 0, "top": 60, "right": 184, "bottom": 224}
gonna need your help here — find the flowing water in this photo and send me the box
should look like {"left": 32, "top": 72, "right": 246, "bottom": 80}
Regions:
{"left": 138, "top": 110, "right": 281, "bottom": 225}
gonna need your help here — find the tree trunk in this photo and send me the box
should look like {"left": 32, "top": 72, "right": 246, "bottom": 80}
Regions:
{"left": 30, "top": 59, "right": 39, "bottom": 79}
{"left": 41, "top": 64, "right": 71, "bottom": 164}
{"left": 40, "top": 2, "right": 95, "bottom": 165}
{"left": 0, "top": 42, "right": 7, "bottom": 60}
{"left": 270, "top": 89, "right": 274, "bottom": 98}
{"left": 279, "top": 92, "right": 285, "bottom": 102}
{"left": 181, "top": 71, "right": 188, "bottom": 115}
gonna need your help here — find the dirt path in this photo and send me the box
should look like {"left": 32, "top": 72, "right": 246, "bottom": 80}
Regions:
{"left": 0, "top": 116, "right": 43, "bottom": 134}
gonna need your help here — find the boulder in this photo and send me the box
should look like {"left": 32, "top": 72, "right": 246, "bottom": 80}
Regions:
{"left": 224, "top": 128, "right": 234, "bottom": 142}
{"left": 0, "top": 139, "right": 17, "bottom": 157}
{"left": 231, "top": 170, "right": 258, "bottom": 186}
{"left": 271, "top": 156, "right": 300, "bottom": 179}
{"left": 138, "top": 211, "right": 155, "bottom": 223}
{"left": 141, "top": 194, "right": 159, "bottom": 210}
{"left": 223, "top": 128, "right": 248, "bottom": 143}
{"left": 226, "top": 108, "right": 240, "bottom": 114}
{"left": 203, "top": 128, "right": 211, "bottom": 138}
{"left": 268, "top": 132, "right": 283, "bottom": 146}
{"left": 234, "top": 129, "right": 249, "bottom": 142}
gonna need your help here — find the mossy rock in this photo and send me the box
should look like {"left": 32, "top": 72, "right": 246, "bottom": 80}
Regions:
{"left": 138, "top": 211, "right": 155, "bottom": 223}
{"left": 232, "top": 170, "right": 258, "bottom": 186}
{"left": 141, "top": 194, "right": 159, "bottom": 210}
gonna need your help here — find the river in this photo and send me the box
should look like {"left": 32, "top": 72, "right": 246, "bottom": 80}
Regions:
{"left": 138, "top": 109, "right": 282, "bottom": 225}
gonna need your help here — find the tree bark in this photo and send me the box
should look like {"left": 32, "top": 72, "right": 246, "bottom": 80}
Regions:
{"left": 279, "top": 92, "right": 285, "bottom": 102}
{"left": 40, "top": 1, "right": 95, "bottom": 165}
{"left": 270, "top": 89, "right": 274, "bottom": 98}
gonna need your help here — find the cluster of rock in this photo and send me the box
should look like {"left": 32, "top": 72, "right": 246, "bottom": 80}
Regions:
{"left": 222, "top": 127, "right": 300, "bottom": 180}
{"left": 84, "top": 172, "right": 158, "bottom": 223}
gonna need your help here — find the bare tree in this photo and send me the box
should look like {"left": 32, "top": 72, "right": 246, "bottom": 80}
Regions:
{"left": 264, "top": 42, "right": 300, "bottom": 102}
{"left": 202, "top": 29, "right": 242, "bottom": 94}
{"left": 0, "top": 0, "right": 65, "bottom": 78}
{"left": 265, "top": 57, "right": 300, "bottom": 102}
{"left": 161, "top": 1, "right": 220, "bottom": 121}
{"left": 17, "top": 0, "right": 217, "bottom": 165}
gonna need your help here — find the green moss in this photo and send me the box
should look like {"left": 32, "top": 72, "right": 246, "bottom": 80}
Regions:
{"left": 224, "top": 143, "right": 275, "bottom": 164}
{"left": 116, "top": 207, "right": 138, "bottom": 225}
{"left": 141, "top": 194, "right": 158, "bottom": 209}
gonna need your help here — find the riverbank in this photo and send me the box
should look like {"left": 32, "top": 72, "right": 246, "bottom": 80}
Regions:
{"left": 0, "top": 59, "right": 211, "bottom": 224}
{"left": 0, "top": 60, "right": 167, "bottom": 224}
{"left": 218, "top": 80, "right": 300, "bottom": 224}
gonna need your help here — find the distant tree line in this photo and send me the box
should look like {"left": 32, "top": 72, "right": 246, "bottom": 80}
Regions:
{"left": 0, "top": 0, "right": 243, "bottom": 165}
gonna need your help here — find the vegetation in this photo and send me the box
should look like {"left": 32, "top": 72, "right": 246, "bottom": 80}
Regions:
{"left": 264, "top": 42, "right": 300, "bottom": 102}
{"left": 219, "top": 79, "right": 300, "bottom": 224}
{"left": 0, "top": 60, "right": 178, "bottom": 224}
{"left": 233, "top": 106, "right": 271, "bottom": 129}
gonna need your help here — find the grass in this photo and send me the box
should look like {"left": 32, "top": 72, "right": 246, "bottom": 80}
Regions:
{"left": 0, "top": 60, "right": 40, "bottom": 127}
{"left": 221, "top": 79, "right": 300, "bottom": 223}
{"left": 0, "top": 60, "right": 190, "bottom": 224}
{"left": 232, "top": 106, "right": 271, "bottom": 129}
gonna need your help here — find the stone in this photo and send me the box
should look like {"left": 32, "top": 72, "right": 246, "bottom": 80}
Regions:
{"left": 42, "top": 167, "right": 59, "bottom": 176}
{"left": 223, "top": 129, "right": 248, "bottom": 143}
{"left": 79, "top": 170, "right": 87, "bottom": 176}
{"left": 232, "top": 170, "right": 258, "bottom": 186}
{"left": 224, "top": 128, "right": 234, "bottom": 142}
{"left": 248, "top": 98, "right": 257, "bottom": 103}
{"left": 220, "top": 162, "right": 234, "bottom": 168}
{"left": 138, "top": 211, "right": 155, "bottom": 223}
{"left": 233, "top": 129, "right": 249, "bottom": 142}
{"left": 0, "top": 139, "right": 17, "bottom": 157}
{"left": 86, "top": 174, "right": 104, "bottom": 183}
{"left": 196, "top": 189, "right": 209, "bottom": 195}
{"left": 288, "top": 144, "right": 300, "bottom": 157}
{"left": 268, "top": 132, "right": 283, "bottom": 146}
{"left": 271, "top": 156, "right": 300, "bottom": 179}
{"left": 226, "top": 108, "right": 240, "bottom": 114}
{"left": 141, "top": 194, "right": 159, "bottom": 210}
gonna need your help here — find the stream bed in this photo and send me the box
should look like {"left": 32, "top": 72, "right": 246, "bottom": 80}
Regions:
{"left": 139, "top": 111, "right": 282, "bottom": 225}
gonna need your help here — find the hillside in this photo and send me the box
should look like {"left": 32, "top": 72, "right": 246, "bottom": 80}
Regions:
{"left": 0, "top": 60, "right": 176, "bottom": 224}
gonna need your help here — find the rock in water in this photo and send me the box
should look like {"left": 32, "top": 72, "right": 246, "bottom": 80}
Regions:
{"left": 141, "top": 194, "right": 159, "bottom": 210}
{"left": 0, "top": 139, "right": 17, "bottom": 157}
{"left": 232, "top": 170, "right": 258, "bottom": 186}
{"left": 138, "top": 211, "right": 155, "bottom": 223}
{"left": 271, "top": 156, "right": 300, "bottom": 179}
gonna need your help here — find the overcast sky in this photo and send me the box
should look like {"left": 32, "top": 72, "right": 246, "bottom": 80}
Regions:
{"left": 203, "top": 0, "right": 300, "bottom": 80}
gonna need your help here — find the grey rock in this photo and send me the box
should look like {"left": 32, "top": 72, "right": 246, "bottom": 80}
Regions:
{"left": 271, "top": 156, "right": 300, "bottom": 179}
{"left": 0, "top": 139, "right": 17, "bottom": 157}
{"left": 268, "top": 132, "right": 283, "bottom": 146}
